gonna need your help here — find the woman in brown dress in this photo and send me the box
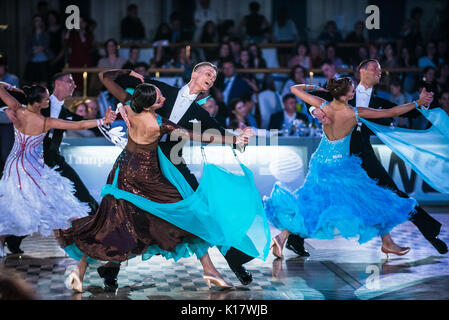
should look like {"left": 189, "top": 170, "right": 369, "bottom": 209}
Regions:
{"left": 55, "top": 72, "right": 253, "bottom": 293}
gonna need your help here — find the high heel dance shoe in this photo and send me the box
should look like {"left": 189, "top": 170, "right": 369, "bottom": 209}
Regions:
{"left": 381, "top": 246, "right": 410, "bottom": 261}
{"left": 65, "top": 268, "right": 83, "bottom": 293}
{"left": 203, "top": 274, "right": 233, "bottom": 290}
{"left": 270, "top": 235, "right": 283, "bottom": 259}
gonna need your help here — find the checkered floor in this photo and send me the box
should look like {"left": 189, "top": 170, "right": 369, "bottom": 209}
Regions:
{"left": 1, "top": 210, "right": 448, "bottom": 300}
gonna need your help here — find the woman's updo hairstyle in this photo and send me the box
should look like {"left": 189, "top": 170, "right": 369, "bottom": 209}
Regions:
{"left": 22, "top": 85, "right": 47, "bottom": 105}
{"left": 130, "top": 83, "right": 157, "bottom": 113}
{"left": 326, "top": 77, "right": 353, "bottom": 100}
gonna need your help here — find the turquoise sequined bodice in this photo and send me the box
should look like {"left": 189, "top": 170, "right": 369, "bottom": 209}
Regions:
{"left": 311, "top": 129, "right": 353, "bottom": 164}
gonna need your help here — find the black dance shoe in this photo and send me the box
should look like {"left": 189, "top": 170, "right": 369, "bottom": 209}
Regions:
{"left": 4, "top": 236, "right": 25, "bottom": 254}
{"left": 230, "top": 265, "right": 253, "bottom": 285}
{"left": 427, "top": 237, "right": 448, "bottom": 254}
{"left": 286, "top": 234, "right": 310, "bottom": 257}
{"left": 97, "top": 266, "right": 119, "bottom": 291}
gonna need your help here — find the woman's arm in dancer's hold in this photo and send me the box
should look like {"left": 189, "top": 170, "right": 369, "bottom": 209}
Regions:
{"left": 0, "top": 82, "right": 23, "bottom": 112}
{"left": 98, "top": 69, "right": 144, "bottom": 104}
{"left": 291, "top": 84, "right": 332, "bottom": 125}
{"left": 358, "top": 88, "right": 433, "bottom": 119}
{"left": 44, "top": 107, "right": 116, "bottom": 131}
{"left": 173, "top": 126, "right": 253, "bottom": 146}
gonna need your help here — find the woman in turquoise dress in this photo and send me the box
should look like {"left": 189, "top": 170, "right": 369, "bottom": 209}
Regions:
{"left": 55, "top": 73, "right": 269, "bottom": 293}
{"left": 264, "top": 78, "right": 434, "bottom": 259}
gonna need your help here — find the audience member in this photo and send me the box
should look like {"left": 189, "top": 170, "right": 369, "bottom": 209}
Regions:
{"left": 97, "top": 39, "right": 127, "bottom": 68}
{"left": 289, "top": 42, "right": 311, "bottom": 69}
{"left": 0, "top": 54, "right": 19, "bottom": 87}
{"left": 120, "top": 4, "right": 146, "bottom": 41}
{"left": 318, "top": 20, "right": 342, "bottom": 43}
{"left": 194, "top": 0, "right": 218, "bottom": 41}
{"left": 217, "top": 58, "right": 253, "bottom": 107}
{"left": 268, "top": 93, "right": 309, "bottom": 132}
{"left": 122, "top": 46, "right": 142, "bottom": 70}
{"left": 238, "top": 2, "right": 270, "bottom": 42}
{"left": 24, "top": 14, "right": 53, "bottom": 86}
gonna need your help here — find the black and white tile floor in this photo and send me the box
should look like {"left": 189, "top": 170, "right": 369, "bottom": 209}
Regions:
{"left": 1, "top": 210, "right": 448, "bottom": 300}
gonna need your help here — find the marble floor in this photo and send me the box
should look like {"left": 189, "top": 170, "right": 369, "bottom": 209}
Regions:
{"left": 1, "top": 209, "right": 448, "bottom": 300}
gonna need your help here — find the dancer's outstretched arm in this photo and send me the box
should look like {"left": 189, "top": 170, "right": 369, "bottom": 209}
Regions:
{"left": 358, "top": 88, "right": 433, "bottom": 119}
{"left": 162, "top": 119, "right": 252, "bottom": 146}
{"left": 291, "top": 84, "right": 329, "bottom": 109}
{"left": 44, "top": 107, "right": 116, "bottom": 131}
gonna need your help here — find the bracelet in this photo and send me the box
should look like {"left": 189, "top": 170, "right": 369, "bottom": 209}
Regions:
{"left": 412, "top": 100, "right": 419, "bottom": 108}
{"left": 307, "top": 85, "right": 318, "bottom": 93}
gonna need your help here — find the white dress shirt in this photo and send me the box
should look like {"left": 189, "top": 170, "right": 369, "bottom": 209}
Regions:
{"left": 50, "top": 94, "right": 64, "bottom": 119}
{"left": 355, "top": 84, "right": 373, "bottom": 128}
{"left": 169, "top": 84, "right": 198, "bottom": 123}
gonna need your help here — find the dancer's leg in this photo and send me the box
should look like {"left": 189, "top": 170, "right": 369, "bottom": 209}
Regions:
{"left": 199, "top": 252, "right": 233, "bottom": 288}
{"left": 77, "top": 254, "right": 89, "bottom": 282}
{"left": 271, "top": 230, "right": 291, "bottom": 258}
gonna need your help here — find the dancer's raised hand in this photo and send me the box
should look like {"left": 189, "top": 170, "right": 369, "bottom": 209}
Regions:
{"left": 103, "top": 107, "right": 117, "bottom": 125}
{"left": 130, "top": 71, "right": 144, "bottom": 83}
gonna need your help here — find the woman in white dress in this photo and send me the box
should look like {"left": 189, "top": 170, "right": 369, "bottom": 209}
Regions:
{"left": 0, "top": 83, "right": 116, "bottom": 256}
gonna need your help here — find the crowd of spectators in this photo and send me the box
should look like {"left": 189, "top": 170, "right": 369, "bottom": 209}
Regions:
{"left": 2, "top": 0, "right": 449, "bottom": 135}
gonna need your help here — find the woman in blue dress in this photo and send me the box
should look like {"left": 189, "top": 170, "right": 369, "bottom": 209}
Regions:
{"left": 264, "top": 77, "right": 434, "bottom": 259}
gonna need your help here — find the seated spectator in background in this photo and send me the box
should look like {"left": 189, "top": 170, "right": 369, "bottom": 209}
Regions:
{"left": 83, "top": 98, "right": 100, "bottom": 120}
{"left": 309, "top": 43, "right": 323, "bottom": 68}
{"left": 289, "top": 42, "right": 311, "bottom": 69}
{"left": 257, "top": 76, "right": 283, "bottom": 129}
{"left": 24, "top": 14, "right": 53, "bottom": 86}
{"left": 213, "top": 42, "right": 233, "bottom": 66}
{"left": 237, "top": 48, "right": 260, "bottom": 93}
{"left": 281, "top": 65, "right": 307, "bottom": 97}
{"left": 200, "top": 21, "right": 219, "bottom": 61}
{"left": 399, "top": 46, "right": 418, "bottom": 94}
{"left": 229, "top": 37, "right": 242, "bottom": 64}
{"left": 238, "top": 2, "right": 270, "bottom": 42}
{"left": 197, "top": 87, "right": 227, "bottom": 126}
{"left": 268, "top": 93, "right": 309, "bottom": 132}
{"left": 218, "top": 19, "right": 236, "bottom": 43}
{"left": 273, "top": 7, "right": 299, "bottom": 67}
{"left": 0, "top": 54, "right": 19, "bottom": 87}
{"left": 439, "top": 91, "right": 449, "bottom": 115}
{"left": 193, "top": 0, "right": 218, "bottom": 41}
{"left": 389, "top": 78, "right": 410, "bottom": 128}
{"left": 217, "top": 58, "right": 253, "bottom": 106}
{"left": 321, "top": 60, "right": 341, "bottom": 86}
{"left": 248, "top": 44, "right": 267, "bottom": 69}
{"left": 421, "top": 66, "right": 440, "bottom": 100}
{"left": 134, "top": 62, "right": 149, "bottom": 77}
{"left": 0, "top": 267, "right": 38, "bottom": 300}
{"left": 65, "top": 16, "right": 94, "bottom": 95}
{"left": 437, "top": 62, "right": 449, "bottom": 92}
{"left": 437, "top": 39, "right": 448, "bottom": 62}
{"left": 381, "top": 42, "right": 399, "bottom": 68}
{"left": 163, "top": 46, "right": 192, "bottom": 83}
{"left": 120, "top": 4, "right": 146, "bottom": 41}
{"left": 47, "top": 10, "right": 65, "bottom": 77}
{"left": 122, "top": 46, "right": 142, "bottom": 70}
{"left": 153, "top": 22, "right": 172, "bottom": 42}
{"left": 325, "top": 43, "right": 344, "bottom": 68}
{"left": 227, "top": 98, "right": 250, "bottom": 130}
{"left": 418, "top": 41, "right": 443, "bottom": 68}
{"left": 201, "top": 96, "right": 219, "bottom": 118}
{"left": 318, "top": 20, "right": 342, "bottom": 43}
{"left": 65, "top": 102, "right": 97, "bottom": 137}
{"left": 98, "top": 39, "right": 127, "bottom": 68}
{"left": 241, "top": 92, "right": 261, "bottom": 128}
{"left": 169, "top": 12, "right": 186, "bottom": 43}
{"left": 368, "top": 43, "right": 380, "bottom": 60}
{"left": 345, "top": 21, "right": 365, "bottom": 43}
